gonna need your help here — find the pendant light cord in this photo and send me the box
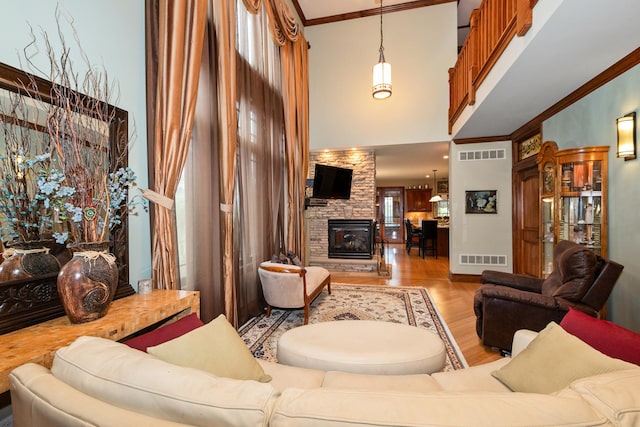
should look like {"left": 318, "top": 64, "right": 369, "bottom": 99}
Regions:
{"left": 379, "top": 0, "right": 385, "bottom": 62}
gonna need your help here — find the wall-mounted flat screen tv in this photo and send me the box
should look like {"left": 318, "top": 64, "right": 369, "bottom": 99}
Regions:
{"left": 312, "top": 164, "right": 353, "bottom": 199}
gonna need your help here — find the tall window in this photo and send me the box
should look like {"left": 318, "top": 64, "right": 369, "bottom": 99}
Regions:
{"left": 234, "top": 1, "right": 286, "bottom": 323}
{"left": 175, "top": 1, "right": 288, "bottom": 324}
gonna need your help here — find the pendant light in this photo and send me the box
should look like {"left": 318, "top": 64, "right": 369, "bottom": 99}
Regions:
{"left": 429, "top": 170, "right": 443, "bottom": 202}
{"left": 372, "top": 0, "right": 391, "bottom": 99}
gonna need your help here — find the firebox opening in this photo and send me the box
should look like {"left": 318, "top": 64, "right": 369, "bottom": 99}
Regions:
{"left": 328, "top": 219, "right": 375, "bottom": 259}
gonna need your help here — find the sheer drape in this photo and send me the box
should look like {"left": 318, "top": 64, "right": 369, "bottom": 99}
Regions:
{"left": 239, "top": 0, "right": 308, "bottom": 259}
{"left": 179, "top": 4, "right": 224, "bottom": 322}
{"left": 235, "top": 1, "right": 286, "bottom": 326}
{"left": 145, "top": 0, "right": 207, "bottom": 290}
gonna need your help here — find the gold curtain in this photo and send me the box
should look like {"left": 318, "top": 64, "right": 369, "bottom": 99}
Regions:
{"left": 241, "top": 0, "right": 261, "bottom": 13}
{"left": 280, "top": 35, "right": 308, "bottom": 257}
{"left": 211, "top": 0, "right": 239, "bottom": 325}
{"left": 146, "top": 0, "right": 207, "bottom": 290}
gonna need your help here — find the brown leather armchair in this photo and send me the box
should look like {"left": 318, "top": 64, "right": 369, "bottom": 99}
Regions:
{"left": 473, "top": 240, "right": 624, "bottom": 352}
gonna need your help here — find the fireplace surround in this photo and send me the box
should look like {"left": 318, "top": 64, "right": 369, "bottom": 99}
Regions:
{"left": 328, "top": 219, "right": 375, "bottom": 259}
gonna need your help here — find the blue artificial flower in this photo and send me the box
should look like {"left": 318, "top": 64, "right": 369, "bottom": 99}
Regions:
{"left": 53, "top": 232, "right": 69, "bottom": 244}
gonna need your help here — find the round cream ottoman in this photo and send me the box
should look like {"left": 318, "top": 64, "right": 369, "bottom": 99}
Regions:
{"left": 277, "top": 320, "right": 446, "bottom": 375}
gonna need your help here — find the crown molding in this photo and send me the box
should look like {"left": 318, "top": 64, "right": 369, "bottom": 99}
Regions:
{"left": 292, "top": 0, "right": 455, "bottom": 27}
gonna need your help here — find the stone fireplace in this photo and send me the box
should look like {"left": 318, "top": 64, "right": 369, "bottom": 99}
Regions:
{"left": 305, "top": 149, "right": 377, "bottom": 272}
{"left": 328, "top": 219, "right": 375, "bottom": 259}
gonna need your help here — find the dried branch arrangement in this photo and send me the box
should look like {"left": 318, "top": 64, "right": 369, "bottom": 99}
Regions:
{"left": 0, "top": 7, "right": 141, "bottom": 246}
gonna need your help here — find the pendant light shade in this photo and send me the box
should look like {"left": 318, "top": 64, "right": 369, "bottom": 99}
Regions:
{"left": 372, "top": 59, "right": 392, "bottom": 99}
{"left": 429, "top": 170, "right": 443, "bottom": 202}
{"left": 372, "top": 0, "right": 391, "bottom": 99}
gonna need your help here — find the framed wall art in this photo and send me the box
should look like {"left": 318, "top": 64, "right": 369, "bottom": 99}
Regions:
{"left": 437, "top": 179, "right": 449, "bottom": 194}
{"left": 465, "top": 190, "right": 497, "bottom": 214}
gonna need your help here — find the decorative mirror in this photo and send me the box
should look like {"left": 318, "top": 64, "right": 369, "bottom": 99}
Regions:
{"left": 0, "top": 61, "right": 133, "bottom": 334}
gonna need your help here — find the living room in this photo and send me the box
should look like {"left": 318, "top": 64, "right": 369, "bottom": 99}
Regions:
{"left": 301, "top": 0, "right": 640, "bottom": 335}
{"left": 1, "top": 0, "right": 640, "bottom": 425}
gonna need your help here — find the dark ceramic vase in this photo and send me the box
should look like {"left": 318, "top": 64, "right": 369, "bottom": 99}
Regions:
{"left": 57, "top": 241, "right": 118, "bottom": 324}
{"left": 0, "top": 240, "right": 61, "bottom": 282}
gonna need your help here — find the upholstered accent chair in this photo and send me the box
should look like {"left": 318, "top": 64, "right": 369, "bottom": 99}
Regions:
{"left": 258, "top": 262, "right": 331, "bottom": 324}
{"left": 474, "top": 240, "right": 624, "bottom": 352}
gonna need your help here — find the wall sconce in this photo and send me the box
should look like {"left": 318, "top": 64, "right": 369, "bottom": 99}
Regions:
{"left": 616, "top": 112, "right": 636, "bottom": 160}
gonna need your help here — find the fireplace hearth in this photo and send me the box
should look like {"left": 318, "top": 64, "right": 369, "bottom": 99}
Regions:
{"left": 328, "top": 219, "right": 375, "bottom": 259}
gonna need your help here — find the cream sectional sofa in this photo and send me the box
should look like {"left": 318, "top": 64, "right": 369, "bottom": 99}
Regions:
{"left": 9, "top": 328, "right": 640, "bottom": 427}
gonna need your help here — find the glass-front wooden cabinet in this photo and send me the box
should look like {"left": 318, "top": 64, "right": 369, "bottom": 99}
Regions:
{"left": 537, "top": 141, "right": 558, "bottom": 276}
{"left": 536, "top": 143, "right": 609, "bottom": 276}
{"left": 555, "top": 146, "right": 609, "bottom": 258}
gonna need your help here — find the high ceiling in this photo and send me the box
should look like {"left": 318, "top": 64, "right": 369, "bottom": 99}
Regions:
{"left": 295, "top": 1, "right": 640, "bottom": 184}
{"left": 295, "top": 0, "right": 480, "bottom": 182}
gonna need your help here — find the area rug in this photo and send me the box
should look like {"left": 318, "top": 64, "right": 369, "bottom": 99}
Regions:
{"left": 239, "top": 283, "right": 468, "bottom": 371}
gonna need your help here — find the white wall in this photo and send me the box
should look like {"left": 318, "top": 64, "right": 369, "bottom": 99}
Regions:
{"left": 305, "top": 3, "right": 456, "bottom": 150}
{"left": 449, "top": 141, "right": 513, "bottom": 275}
{"left": 1, "top": 0, "right": 151, "bottom": 287}
{"left": 543, "top": 64, "right": 640, "bottom": 331}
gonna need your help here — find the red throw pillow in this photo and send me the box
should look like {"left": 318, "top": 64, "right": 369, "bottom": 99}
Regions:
{"left": 560, "top": 307, "right": 640, "bottom": 365}
{"left": 123, "top": 313, "right": 204, "bottom": 352}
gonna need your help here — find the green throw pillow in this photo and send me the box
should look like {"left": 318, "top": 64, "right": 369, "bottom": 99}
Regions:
{"left": 148, "top": 314, "right": 271, "bottom": 383}
{"left": 492, "top": 322, "right": 635, "bottom": 394}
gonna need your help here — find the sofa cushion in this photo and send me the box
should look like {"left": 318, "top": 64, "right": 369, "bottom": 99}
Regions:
{"left": 431, "top": 358, "right": 511, "bottom": 392}
{"left": 270, "top": 388, "right": 607, "bottom": 427}
{"left": 492, "top": 322, "right": 635, "bottom": 393}
{"left": 122, "top": 312, "right": 204, "bottom": 352}
{"left": 148, "top": 314, "right": 271, "bottom": 382}
{"left": 321, "top": 371, "right": 442, "bottom": 393}
{"left": 51, "top": 336, "right": 277, "bottom": 426}
{"left": 560, "top": 307, "right": 640, "bottom": 365}
{"left": 257, "top": 359, "right": 325, "bottom": 392}
{"left": 570, "top": 368, "right": 640, "bottom": 426}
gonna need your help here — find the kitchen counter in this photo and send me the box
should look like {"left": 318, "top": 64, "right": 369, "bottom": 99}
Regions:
{"left": 437, "top": 227, "right": 449, "bottom": 257}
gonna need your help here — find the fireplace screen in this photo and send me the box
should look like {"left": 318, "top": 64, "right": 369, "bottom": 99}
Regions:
{"left": 328, "top": 219, "right": 375, "bottom": 259}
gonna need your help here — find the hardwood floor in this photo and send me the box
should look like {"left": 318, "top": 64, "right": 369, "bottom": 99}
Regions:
{"left": 331, "top": 243, "right": 502, "bottom": 367}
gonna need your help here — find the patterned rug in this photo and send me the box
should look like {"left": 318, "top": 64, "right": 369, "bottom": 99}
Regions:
{"left": 239, "top": 283, "right": 468, "bottom": 371}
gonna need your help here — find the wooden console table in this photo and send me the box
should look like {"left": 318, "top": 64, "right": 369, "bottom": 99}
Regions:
{"left": 0, "top": 289, "right": 199, "bottom": 393}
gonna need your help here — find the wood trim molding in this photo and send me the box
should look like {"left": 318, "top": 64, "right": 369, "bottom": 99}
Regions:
{"left": 516, "top": 0, "right": 533, "bottom": 37}
{"left": 291, "top": 0, "right": 306, "bottom": 24}
{"left": 295, "top": 0, "right": 455, "bottom": 27}
{"left": 511, "top": 47, "right": 640, "bottom": 141}
{"left": 453, "top": 135, "right": 512, "bottom": 144}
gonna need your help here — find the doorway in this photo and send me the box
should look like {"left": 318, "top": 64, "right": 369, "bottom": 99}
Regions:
{"left": 376, "top": 187, "right": 404, "bottom": 244}
{"left": 513, "top": 158, "right": 540, "bottom": 276}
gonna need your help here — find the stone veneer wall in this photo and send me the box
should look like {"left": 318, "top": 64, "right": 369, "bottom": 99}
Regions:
{"left": 305, "top": 150, "right": 377, "bottom": 272}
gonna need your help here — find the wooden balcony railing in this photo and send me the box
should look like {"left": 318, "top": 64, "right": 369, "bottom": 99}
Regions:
{"left": 449, "top": 0, "right": 536, "bottom": 134}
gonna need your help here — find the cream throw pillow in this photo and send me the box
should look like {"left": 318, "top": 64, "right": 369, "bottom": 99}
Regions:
{"left": 148, "top": 314, "right": 271, "bottom": 382}
{"left": 492, "top": 322, "right": 635, "bottom": 394}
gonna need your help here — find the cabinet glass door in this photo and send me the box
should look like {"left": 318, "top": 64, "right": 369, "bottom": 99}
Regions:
{"left": 541, "top": 161, "right": 555, "bottom": 276}
{"left": 558, "top": 160, "right": 603, "bottom": 256}
{"left": 541, "top": 197, "right": 554, "bottom": 275}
